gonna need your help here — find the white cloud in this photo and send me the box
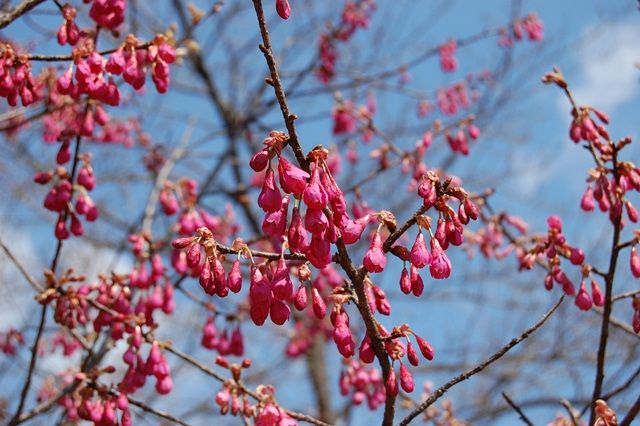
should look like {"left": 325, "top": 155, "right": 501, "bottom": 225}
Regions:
{"left": 568, "top": 22, "right": 640, "bottom": 113}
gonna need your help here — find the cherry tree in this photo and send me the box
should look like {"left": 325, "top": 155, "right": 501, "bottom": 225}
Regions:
{"left": 0, "top": 1, "right": 638, "bottom": 426}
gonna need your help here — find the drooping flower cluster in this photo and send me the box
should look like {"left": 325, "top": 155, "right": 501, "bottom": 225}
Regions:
{"left": 358, "top": 323, "right": 435, "bottom": 397}
{"left": 439, "top": 39, "right": 457, "bottom": 72}
{"left": 201, "top": 316, "right": 244, "bottom": 356}
{"left": 215, "top": 365, "right": 298, "bottom": 426}
{"left": 316, "top": 0, "right": 376, "bottom": 83}
{"left": 87, "top": 0, "right": 127, "bottom": 33}
{"left": 36, "top": 151, "right": 99, "bottom": 240}
{"left": 0, "top": 44, "right": 42, "bottom": 107}
{"left": 498, "top": 13, "right": 545, "bottom": 47}
{"left": 339, "top": 360, "right": 385, "bottom": 409}
{"left": 59, "top": 372, "right": 134, "bottom": 426}
{"left": 515, "top": 215, "right": 604, "bottom": 311}
{"left": 0, "top": 328, "right": 24, "bottom": 356}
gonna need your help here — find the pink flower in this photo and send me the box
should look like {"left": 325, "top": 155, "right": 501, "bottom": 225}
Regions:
{"left": 399, "top": 267, "right": 411, "bottom": 294}
{"left": 363, "top": 232, "right": 386, "bottom": 273}
{"left": 257, "top": 168, "right": 282, "bottom": 212}
{"left": 303, "top": 167, "right": 328, "bottom": 210}
{"left": 410, "top": 265, "right": 424, "bottom": 296}
{"left": 591, "top": 280, "right": 604, "bottom": 307}
{"left": 340, "top": 215, "right": 368, "bottom": 244}
{"left": 333, "top": 311, "right": 355, "bottom": 358}
{"left": 287, "top": 206, "right": 309, "bottom": 252}
{"left": 410, "top": 232, "right": 431, "bottom": 268}
{"left": 399, "top": 362, "right": 414, "bottom": 393}
{"left": 429, "top": 238, "right": 451, "bottom": 279}
{"left": 275, "top": 0, "right": 291, "bottom": 20}
{"left": 631, "top": 246, "right": 640, "bottom": 278}
{"left": 278, "top": 156, "right": 309, "bottom": 196}
{"left": 575, "top": 281, "right": 592, "bottom": 311}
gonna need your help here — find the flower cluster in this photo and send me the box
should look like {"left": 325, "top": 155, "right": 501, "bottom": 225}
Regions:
{"left": 315, "top": 0, "right": 376, "bottom": 83}
{"left": 359, "top": 323, "right": 435, "bottom": 396}
{"left": 339, "top": 360, "right": 385, "bottom": 409}
{"left": 87, "top": 0, "right": 127, "bottom": 33}
{"left": 0, "top": 44, "right": 42, "bottom": 107}
{"left": 215, "top": 364, "right": 298, "bottom": 426}
{"left": 201, "top": 316, "right": 244, "bottom": 356}
{"left": 59, "top": 372, "right": 133, "bottom": 426}
{"left": 439, "top": 39, "right": 457, "bottom": 73}
{"left": 0, "top": 328, "right": 24, "bottom": 356}
{"left": 37, "top": 151, "right": 100, "bottom": 240}
{"left": 498, "top": 13, "right": 545, "bottom": 47}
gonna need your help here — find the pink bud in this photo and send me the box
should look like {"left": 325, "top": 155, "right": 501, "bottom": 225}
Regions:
{"left": 575, "top": 281, "right": 592, "bottom": 311}
{"left": 631, "top": 246, "right": 640, "bottom": 278}
{"left": 359, "top": 335, "right": 375, "bottom": 363}
{"left": 186, "top": 244, "right": 201, "bottom": 268}
{"left": 269, "top": 299, "right": 291, "bottom": 325}
{"left": 271, "top": 258, "right": 293, "bottom": 300}
{"left": 410, "top": 232, "right": 431, "bottom": 268}
{"left": 591, "top": 280, "right": 604, "bottom": 307}
{"left": 547, "top": 215, "right": 562, "bottom": 231}
{"left": 258, "top": 168, "right": 282, "bottom": 212}
{"left": 311, "top": 287, "right": 326, "bottom": 319}
{"left": 363, "top": 232, "right": 386, "bottom": 273}
{"left": 341, "top": 216, "right": 368, "bottom": 245}
{"left": 287, "top": 206, "right": 309, "bottom": 252}
{"left": 199, "top": 261, "right": 214, "bottom": 295}
{"left": 250, "top": 148, "right": 269, "bottom": 172}
{"left": 155, "top": 375, "right": 173, "bottom": 395}
{"left": 278, "top": 156, "right": 309, "bottom": 196}
{"left": 303, "top": 167, "right": 328, "bottom": 210}
{"left": 415, "top": 335, "right": 434, "bottom": 360}
{"left": 385, "top": 368, "right": 398, "bottom": 396}
{"left": 429, "top": 238, "right": 451, "bottom": 280}
{"left": 399, "top": 267, "right": 411, "bottom": 294}
{"left": 227, "top": 259, "right": 242, "bottom": 293}
{"left": 406, "top": 341, "right": 419, "bottom": 366}
{"left": 275, "top": 0, "right": 291, "bottom": 19}
{"left": 410, "top": 265, "right": 424, "bottom": 296}
{"left": 171, "top": 237, "right": 193, "bottom": 249}
{"left": 626, "top": 201, "right": 638, "bottom": 223}
{"left": 581, "top": 186, "right": 595, "bottom": 211}
{"left": 294, "top": 285, "right": 308, "bottom": 311}
{"left": 304, "top": 208, "right": 329, "bottom": 235}
{"left": 399, "top": 362, "right": 414, "bottom": 393}
{"left": 333, "top": 311, "right": 355, "bottom": 358}
{"left": 569, "top": 247, "right": 585, "bottom": 266}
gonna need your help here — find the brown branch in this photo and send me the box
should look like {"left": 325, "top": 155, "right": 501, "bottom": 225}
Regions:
{"left": 398, "top": 296, "right": 564, "bottom": 426}
{"left": 9, "top": 113, "right": 87, "bottom": 424}
{"left": 589, "top": 155, "right": 623, "bottom": 425}
{"left": 0, "top": 239, "right": 42, "bottom": 291}
{"left": 251, "top": 0, "right": 307, "bottom": 171}
{"left": 501, "top": 392, "right": 535, "bottom": 426}
{"left": 560, "top": 399, "right": 580, "bottom": 426}
{"left": 0, "top": 0, "right": 46, "bottom": 29}
{"left": 619, "top": 394, "right": 640, "bottom": 426}
{"left": 127, "top": 395, "right": 191, "bottom": 426}
{"left": 249, "top": 2, "right": 399, "bottom": 423}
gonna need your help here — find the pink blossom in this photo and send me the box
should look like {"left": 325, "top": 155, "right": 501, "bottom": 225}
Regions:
{"left": 363, "top": 232, "right": 386, "bottom": 273}
{"left": 429, "top": 238, "right": 451, "bottom": 279}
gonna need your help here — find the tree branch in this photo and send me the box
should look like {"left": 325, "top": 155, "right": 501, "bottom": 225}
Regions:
{"left": 398, "top": 296, "right": 564, "bottom": 426}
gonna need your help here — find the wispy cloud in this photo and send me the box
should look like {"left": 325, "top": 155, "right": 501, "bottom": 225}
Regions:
{"left": 569, "top": 21, "right": 640, "bottom": 112}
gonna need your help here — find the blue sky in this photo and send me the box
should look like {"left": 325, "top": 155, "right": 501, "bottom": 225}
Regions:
{"left": 1, "top": 1, "right": 639, "bottom": 425}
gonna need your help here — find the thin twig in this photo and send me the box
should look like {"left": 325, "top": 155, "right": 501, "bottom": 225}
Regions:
{"left": 619, "top": 393, "right": 640, "bottom": 426}
{"left": 0, "top": 0, "right": 46, "bottom": 29}
{"left": 502, "top": 392, "right": 535, "bottom": 426}
{"left": 0, "top": 239, "right": 42, "bottom": 291}
{"left": 560, "top": 399, "right": 580, "bottom": 426}
{"left": 398, "top": 296, "right": 564, "bottom": 426}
